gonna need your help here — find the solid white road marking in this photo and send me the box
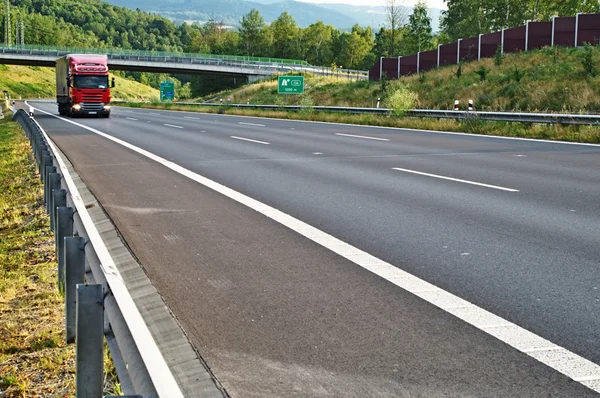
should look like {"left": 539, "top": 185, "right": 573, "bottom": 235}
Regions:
{"left": 164, "top": 124, "right": 184, "bottom": 129}
{"left": 184, "top": 116, "right": 200, "bottom": 120}
{"left": 392, "top": 167, "right": 519, "bottom": 192}
{"left": 231, "top": 136, "right": 270, "bottom": 145}
{"left": 239, "top": 122, "right": 266, "bottom": 127}
{"left": 30, "top": 104, "right": 600, "bottom": 393}
{"left": 126, "top": 117, "right": 138, "bottom": 121}
{"left": 336, "top": 133, "right": 389, "bottom": 141}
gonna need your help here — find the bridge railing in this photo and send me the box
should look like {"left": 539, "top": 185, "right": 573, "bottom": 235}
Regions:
{"left": 0, "top": 43, "right": 311, "bottom": 66}
{"left": 0, "top": 44, "right": 369, "bottom": 79}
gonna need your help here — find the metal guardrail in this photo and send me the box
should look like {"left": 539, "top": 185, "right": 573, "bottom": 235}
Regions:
{"left": 10, "top": 109, "right": 216, "bottom": 397}
{"left": 143, "top": 101, "right": 600, "bottom": 125}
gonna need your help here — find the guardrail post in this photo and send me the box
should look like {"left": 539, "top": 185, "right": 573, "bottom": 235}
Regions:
{"left": 51, "top": 188, "right": 66, "bottom": 232}
{"left": 65, "top": 237, "right": 85, "bottom": 344}
{"left": 44, "top": 165, "right": 57, "bottom": 204}
{"left": 39, "top": 150, "right": 50, "bottom": 177}
{"left": 41, "top": 153, "right": 52, "bottom": 182}
{"left": 47, "top": 173, "right": 61, "bottom": 215}
{"left": 76, "top": 283, "right": 104, "bottom": 398}
{"left": 56, "top": 206, "right": 74, "bottom": 293}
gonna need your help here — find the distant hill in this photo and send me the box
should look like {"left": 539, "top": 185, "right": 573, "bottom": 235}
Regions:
{"left": 105, "top": 0, "right": 360, "bottom": 28}
{"left": 104, "top": 0, "right": 442, "bottom": 30}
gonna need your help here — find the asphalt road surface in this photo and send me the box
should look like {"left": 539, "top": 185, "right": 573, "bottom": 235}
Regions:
{"left": 28, "top": 101, "right": 600, "bottom": 397}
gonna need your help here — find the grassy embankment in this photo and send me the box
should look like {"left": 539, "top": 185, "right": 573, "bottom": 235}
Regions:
{"left": 0, "top": 107, "right": 119, "bottom": 396}
{"left": 123, "top": 46, "right": 600, "bottom": 143}
{"left": 0, "top": 64, "right": 158, "bottom": 100}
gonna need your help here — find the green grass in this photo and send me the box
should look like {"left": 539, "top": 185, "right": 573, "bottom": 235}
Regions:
{"left": 395, "top": 46, "right": 600, "bottom": 113}
{"left": 0, "top": 65, "right": 159, "bottom": 101}
{"left": 0, "top": 110, "right": 121, "bottom": 396}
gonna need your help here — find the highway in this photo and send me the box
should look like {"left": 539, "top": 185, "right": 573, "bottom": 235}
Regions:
{"left": 28, "top": 101, "right": 600, "bottom": 396}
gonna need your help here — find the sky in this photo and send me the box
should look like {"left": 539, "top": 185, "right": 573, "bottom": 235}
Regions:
{"left": 297, "top": 0, "right": 447, "bottom": 9}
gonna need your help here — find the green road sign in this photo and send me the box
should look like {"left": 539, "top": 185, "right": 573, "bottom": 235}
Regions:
{"left": 160, "top": 80, "right": 175, "bottom": 101}
{"left": 278, "top": 76, "right": 304, "bottom": 94}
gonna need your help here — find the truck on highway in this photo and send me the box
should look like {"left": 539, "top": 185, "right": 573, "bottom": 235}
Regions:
{"left": 56, "top": 54, "right": 114, "bottom": 118}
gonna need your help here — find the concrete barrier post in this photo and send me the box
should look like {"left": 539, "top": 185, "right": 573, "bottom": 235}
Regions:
{"left": 76, "top": 284, "right": 104, "bottom": 397}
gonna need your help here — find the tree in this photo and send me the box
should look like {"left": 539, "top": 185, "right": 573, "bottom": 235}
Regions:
{"left": 441, "top": 0, "right": 492, "bottom": 41}
{"left": 405, "top": 1, "right": 433, "bottom": 54}
{"left": 271, "top": 12, "right": 299, "bottom": 59}
{"left": 385, "top": 0, "right": 407, "bottom": 56}
{"left": 302, "top": 21, "right": 335, "bottom": 66}
{"left": 239, "top": 9, "right": 265, "bottom": 57}
{"left": 336, "top": 25, "right": 374, "bottom": 70}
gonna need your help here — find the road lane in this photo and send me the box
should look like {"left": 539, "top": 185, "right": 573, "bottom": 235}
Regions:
{"left": 29, "top": 101, "right": 600, "bottom": 395}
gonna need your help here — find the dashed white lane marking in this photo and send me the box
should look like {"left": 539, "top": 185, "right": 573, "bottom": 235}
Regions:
{"left": 231, "top": 136, "right": 270, "bottom": 145}
{"left": 392, "top": 167, "right": 520, "bottom": 192}
{"left": 184, "top": 116, "right": 200, "bottom": 120}
{"left": 313, "top": 152, "right": 323, "bottom": 155}
{"left": 239, "top": 122, "right": 266, "bottom": 127}
{"left": 126, "top": 117, "right": 138, "bottom": 121}
{"left": 335, "top": 133, "right": 390, "bottom": 141}
{"left": 164, "top": 124, "right": 184, "bottom": 129}
{"left": 30, "top": 105, "right": 600, "bottom": 393}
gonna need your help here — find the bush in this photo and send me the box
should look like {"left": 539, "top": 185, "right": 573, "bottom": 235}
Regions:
{"left": 581, "top": 44, "right": 597, "bottom": 77}
{"left": 299, "top": 95, "right": 314, "bottom": 113}
{"left": 475, "top": 66, "right": 490, "bottom": 81}
{"left": 494, "top": 45, "right": 504, "bottom": 66}
{"left": 512, "top": 67, "right": 525, "bottom": 83}
{"left": 386, "top": 85, "right": 418, "bottom": 116}
{"left": 454, "top": 63, "right": 463, "bottom": 79}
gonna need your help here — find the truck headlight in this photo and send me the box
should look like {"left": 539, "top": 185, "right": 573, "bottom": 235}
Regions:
{"left": 72, "top": 104, "right": 81, "bottom": 110}
{"left": 103, "top": 105, "right": 111, "bottom": 110}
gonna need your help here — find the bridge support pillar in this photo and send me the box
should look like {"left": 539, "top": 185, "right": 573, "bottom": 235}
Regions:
{"left": 247, "top": 75, "right": 269, "bottom": 84}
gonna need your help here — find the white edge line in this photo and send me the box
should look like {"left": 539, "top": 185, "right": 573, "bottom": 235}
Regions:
{"left": 239, "top": 122, "right": 266, "bottom": 127}
{"left": 111, "top": 105, "right": 600, "bottom": 148}
{"left": 335, "top": 133, "right": 390, "bottom": 141}
{"left": 392, "top": 167, "right": 520, "bottom": 192}
{"left": 184, "top": 116, "right": 200, "bottom": 120}
{"left": 29, "top": 105, "right": 184, "bottom": 398}
{"left": 164, "top": 124, "right": 184, "bottom": 129}
{"left": 231, "top": 136, "right": 270, "bottom": 145}
{"left": 31, "top": 104, "right": 600, "bottom": 393}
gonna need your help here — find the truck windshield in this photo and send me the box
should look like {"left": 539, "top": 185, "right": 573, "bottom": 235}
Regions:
{"left": 73, "top": 75, "right": 109, "bottom": 89}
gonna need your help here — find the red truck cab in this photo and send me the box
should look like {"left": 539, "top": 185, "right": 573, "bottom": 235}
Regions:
{"left": 56, "top": 54, "right": 113, "bottom": 118}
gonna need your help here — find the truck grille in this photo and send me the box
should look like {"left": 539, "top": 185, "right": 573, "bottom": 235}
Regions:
{"left": 81, "top": 102, "right": 105, "bottom": 111}
{"left": 81, "top": 93, "right": 103, "bottom": 102}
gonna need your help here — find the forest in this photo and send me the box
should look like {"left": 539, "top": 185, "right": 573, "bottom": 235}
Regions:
{"left": 1, "top": 0, "right": 598, "bottom": 96}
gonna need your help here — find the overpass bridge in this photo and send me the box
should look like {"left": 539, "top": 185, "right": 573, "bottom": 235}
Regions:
{"left": 0, "top": 45, "right": 368, "bottom": 82}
